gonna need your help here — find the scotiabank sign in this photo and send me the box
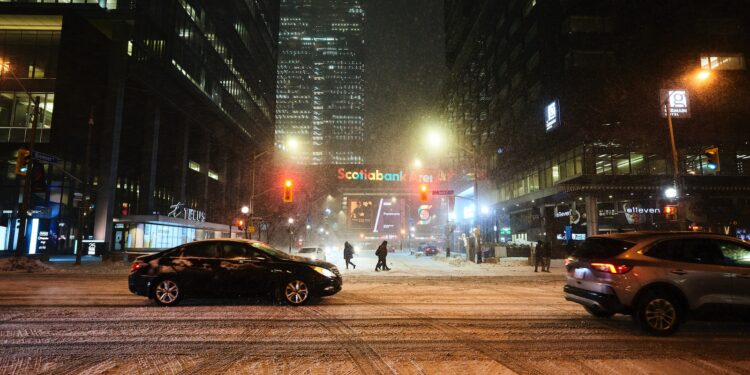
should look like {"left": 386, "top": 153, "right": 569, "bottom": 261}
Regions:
{"left": 337, "top": 167, "right": 434, "bottom": 183}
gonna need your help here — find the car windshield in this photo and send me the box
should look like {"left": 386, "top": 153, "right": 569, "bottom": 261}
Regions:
{"left": 251, "top": 242, "right": 291, "bottom": 259}
{"left": 575, "top": 238, "right": 636, "bottom": 260}
{"left": 299, "top": 248, "right": 317, "bottom": 253}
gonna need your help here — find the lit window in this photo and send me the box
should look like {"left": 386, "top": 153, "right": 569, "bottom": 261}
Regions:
{"left": 208, "top": 170, "right": 219, "bottom": 181}
{"left": 189, "top": 161, "right": 200, "bottom": 172}
{"left": 700, "top": 54, "right": 745, "bottom": 70}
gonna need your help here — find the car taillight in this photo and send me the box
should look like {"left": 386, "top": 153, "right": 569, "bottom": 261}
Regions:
{"left": 590, "top": 262, "right": 631, "bottom": 274}
{"left": 130, "top": 261, "right": 148, "bottom": 273}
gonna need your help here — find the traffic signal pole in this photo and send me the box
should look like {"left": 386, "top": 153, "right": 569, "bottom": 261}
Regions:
{"left": 15, "top": 96, "right": 41, "bottom": 257}
{"left": 75, "top": 111, "right": 94, "bottom": 265}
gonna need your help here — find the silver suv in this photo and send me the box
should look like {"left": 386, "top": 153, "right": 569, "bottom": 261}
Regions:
{"left": 564, "top": 232, "right": 750, "bottom": 335}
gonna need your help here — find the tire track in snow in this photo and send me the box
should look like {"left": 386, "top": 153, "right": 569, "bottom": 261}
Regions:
{"left": 302, "top": 304, "right": 395, "bottom": 375}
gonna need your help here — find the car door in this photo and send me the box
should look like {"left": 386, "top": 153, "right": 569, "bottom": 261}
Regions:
{"left": 176, "top": 242, "right": 222, "bottom": 296}
{"left": 715, "top": 239, "right": 750, "bottom": 307}
{"left": 220, "top": 242, "right": 273, "bottom": 296}
{"left": 646, "top": 238, "right": 734, "bottom": 309}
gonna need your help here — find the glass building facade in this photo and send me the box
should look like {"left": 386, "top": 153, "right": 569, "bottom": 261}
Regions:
{"left": 443, "top": 0, "right": 750, "bottom": 247}
{"left": 276, "top": 0, "right": 365, "bottom": 165}
{"left": 0, "top": 1, "right": 280, "bottom": 254}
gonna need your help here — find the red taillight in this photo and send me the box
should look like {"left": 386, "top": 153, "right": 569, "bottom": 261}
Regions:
{"left": 130, "top": 261, "right": 147, "bottom": 273}
{"left": 590, "top": 262, "right": 631, "bottom": 274}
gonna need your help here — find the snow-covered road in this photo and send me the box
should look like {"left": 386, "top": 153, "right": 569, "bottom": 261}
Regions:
{"left": 1, "top": 254, "right": 750, "bottom": 374}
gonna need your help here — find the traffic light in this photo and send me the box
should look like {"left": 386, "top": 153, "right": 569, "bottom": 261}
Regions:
{"left": 15, "top": 147, "right": 30, "bottom": 176}
{"left": 664, "top": 205, "right": 677, "bottom": 220}
{"left": 419, "top": 184, "right": 429, "bottom": 202}
{"left": 237, "top": 219, "right": 245, "bottom": 230}
{"left": 283, "top": 179, "right": 293, "bottom": 203}
{"left": 704, "top": 147, "right": 720, "bottom": 172}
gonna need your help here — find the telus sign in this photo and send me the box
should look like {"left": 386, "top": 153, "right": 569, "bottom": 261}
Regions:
{"left": 337, "top": 168, "right": 434, "bottom": 183}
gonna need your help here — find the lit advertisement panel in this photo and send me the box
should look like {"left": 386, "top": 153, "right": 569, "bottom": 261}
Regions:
{"left": 349, "top": 198, "right": 375, "bottom": 230}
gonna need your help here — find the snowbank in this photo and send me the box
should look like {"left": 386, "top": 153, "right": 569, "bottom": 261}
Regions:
{"left": 0, "top": 257, "right": 55, "bottom": 273}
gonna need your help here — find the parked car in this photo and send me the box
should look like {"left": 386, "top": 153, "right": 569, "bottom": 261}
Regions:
{"left": 417, "top": 243, "right": 439, "bottom": 256}
{"left": 297, "top": 247, "right": 326, "bottom": 261}
{"left": 129, "top": 239, "right": 341, "bottom": 306}
{"left": 564, "top": 232, "right": 750, "bottom": 335}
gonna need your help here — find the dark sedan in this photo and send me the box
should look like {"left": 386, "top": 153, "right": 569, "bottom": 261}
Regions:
{"left": 128, "top": 239, "right": 342, "bottom": 306}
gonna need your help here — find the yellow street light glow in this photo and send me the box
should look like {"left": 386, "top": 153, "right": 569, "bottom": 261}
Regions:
{"left": 427, "top": 130, "right": 443, "bottom": 147}
{"left": 414, "top": 158, "right": 422, "bottom": 168}
{"left": 287, "top": 138, "right": 299, "bottom": 150}
{"left": 696, "top": 70, "right": 711, "bottom": 82}
{"left": 285, "top": 179, "right": 292, "bottom": 187}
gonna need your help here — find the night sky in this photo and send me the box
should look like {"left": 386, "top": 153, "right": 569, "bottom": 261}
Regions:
{"left": 362, "top": 0, "right": 446, "bottom": 165}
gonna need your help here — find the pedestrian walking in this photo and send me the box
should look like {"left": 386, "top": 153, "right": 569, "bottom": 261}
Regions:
{"left": 534, "top": 240, "right": 544, "bottom": 272}
{"left": 343, "top": 241, "right": 356, "bottom": 270}
{"left": 542, "top": 241, "right": 552, "bottom": 272}
{"left": 375, "top": 241, "right": 390, "bottom": 271}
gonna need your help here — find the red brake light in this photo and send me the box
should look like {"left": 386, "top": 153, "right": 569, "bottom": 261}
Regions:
{"left": 590, "top": 262, "right": 631, "bottom": 274}
{"left": 130, "top": 261, "right": 147, "bottom": 273}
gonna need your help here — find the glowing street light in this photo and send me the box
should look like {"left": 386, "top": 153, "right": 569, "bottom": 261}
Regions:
{"left": 414, "top": 158, "right": 423, "bottom": 168}
{"left": 240, "top": 206, "right": 249, "bottom": 215}
{"left": 695, "top": 70, "right": 711, "bottom": 82}
{"left": 664, "top": 187, "right": 678, "bottom": 199}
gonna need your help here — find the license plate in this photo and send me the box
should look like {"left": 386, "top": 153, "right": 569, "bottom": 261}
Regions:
{"left": 574, "top": 268, "right": 586, "bottom": 280}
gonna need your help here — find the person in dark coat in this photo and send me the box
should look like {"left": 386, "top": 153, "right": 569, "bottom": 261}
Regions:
{"left": 542, "top": 241, "right": 552, "bottom": 272}
{"left": 343, "top": 241, "right": 356, "bottom": 270}
{"left": 534, "top": 240, "right": 544, "bottom": 272}
{"left": 375, "top": 241, "right": 390, "bottom": 271}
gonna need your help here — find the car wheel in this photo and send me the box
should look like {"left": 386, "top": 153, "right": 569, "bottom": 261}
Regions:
{"left": 153, "top": 278, "right": 182, "bottom": 306}
{"left": 282, "top": 279, "right": 310, "bottom": 306}
{"left": 584, "top": 305, "right": 615, "bottom": 318}
{"left": 635, "top": 289, "right": 683, "bottom": 336}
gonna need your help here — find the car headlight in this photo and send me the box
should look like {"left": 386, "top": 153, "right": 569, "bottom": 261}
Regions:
{"left": 310, "top": 266, "right": 336, "bottom": 278}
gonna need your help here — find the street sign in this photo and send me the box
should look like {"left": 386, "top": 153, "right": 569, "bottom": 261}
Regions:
{"left": 431, "top": 190, "right": 455, "bottom": 196}
{"left": 31, "top": 151, "right": 60, "bottom": 165}
{"left": 660, "top": 89, "right": 691, "bottom": 118}
{"left": 248, "top": 225, "right": 256, "bottom": 233}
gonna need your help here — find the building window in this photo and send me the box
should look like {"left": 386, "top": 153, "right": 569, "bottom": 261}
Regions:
{"left": 188, "top": 160, "right": 200, "bottom": 172}
{"left": 208, "top": 170, "right": 219, "bottom": 181}
{"left": 700, "top": 54, "right": 745, "bottom": 70}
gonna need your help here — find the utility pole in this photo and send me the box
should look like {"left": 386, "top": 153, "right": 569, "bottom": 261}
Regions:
{"left": 15, "top": 96, "right": 41, "bottom": 257}
{"left": 75, "top": 110, "right": 94, "bottom": 265}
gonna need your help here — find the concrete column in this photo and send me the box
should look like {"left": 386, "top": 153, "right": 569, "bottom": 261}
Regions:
{"left": 140, "top": 103, "right": 160, "bottom": 213}
{"left": 93, "top": 28, "right": 128, "bottom": 251}
{"left": 201, "top": 132, "right": 211, "bottom": 210}
{"left": 586, "top": 195, "right": 599, "bottom": 237}
{"left": 178, "top": 121, "right": 189, "bottom": 202}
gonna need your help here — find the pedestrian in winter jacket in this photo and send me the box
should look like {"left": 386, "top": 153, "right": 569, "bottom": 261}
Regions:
{"left": 375, "top": 241, "right": 390, "bottom": 271}
{"left": 343, "top": 241, "right": 356, "bottom": 270}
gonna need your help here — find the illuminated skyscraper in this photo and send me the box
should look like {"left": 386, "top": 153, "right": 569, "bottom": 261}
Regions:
{"left": 276, "top": 0, "right": 365, "bottom": 165}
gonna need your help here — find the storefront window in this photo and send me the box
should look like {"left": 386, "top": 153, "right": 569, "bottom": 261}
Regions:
{"left": 630, "top": 153, "right": 647, "bottom": 174}
{"left": 596, "top": 154, "right": 612, "bottom": 175}
{"left": 613, "top": 154, "right": 630, "bottom": 175}
{"left": 647, "top": 154, "right": 667, "bottom": 175}
{"left": 737, "top": 151, "right": 750, "bottom": 176}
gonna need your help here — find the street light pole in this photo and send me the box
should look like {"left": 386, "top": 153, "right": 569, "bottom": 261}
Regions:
{"left": 2, "top": 60, "right": 41, "bottom": 257}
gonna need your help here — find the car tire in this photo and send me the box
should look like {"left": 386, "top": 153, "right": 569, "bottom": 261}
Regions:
{"left": 584, "top": 305, "right": 615, "bottom": 318}
{"left": 281, "top": 279, "right": 310, "bottom": 306}
{"left": 153, "top": 278, "right": 183, "bottom": 307}
{"left": 634, "top": 289, "right": 683, "bottom": 336}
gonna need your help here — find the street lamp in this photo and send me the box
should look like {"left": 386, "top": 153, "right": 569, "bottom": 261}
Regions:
{"left": 287, "top": 217, "right": 294, "bottom": 252}
{"left": 661, "top": 69, "right": 713, "bottom": 229}
{"left": 426, "top": 128, "right": 482, "bottom": 262}
{"left": 240, "top": 205, "right": 250, "bottom": 239}
{"left": 1, "top": 60, "right": 44, "bottom": 259}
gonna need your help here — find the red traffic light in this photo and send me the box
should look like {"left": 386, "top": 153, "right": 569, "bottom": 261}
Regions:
{"left": 419, "top": 184, "right": 429, "bottom": 202}
{"left": 283, "top": 179, "right": 293, "bottom": 203}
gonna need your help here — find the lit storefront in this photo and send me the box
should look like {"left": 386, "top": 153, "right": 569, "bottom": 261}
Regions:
{"left": 113, "top": 214, "right": 239, "bottom": 252}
